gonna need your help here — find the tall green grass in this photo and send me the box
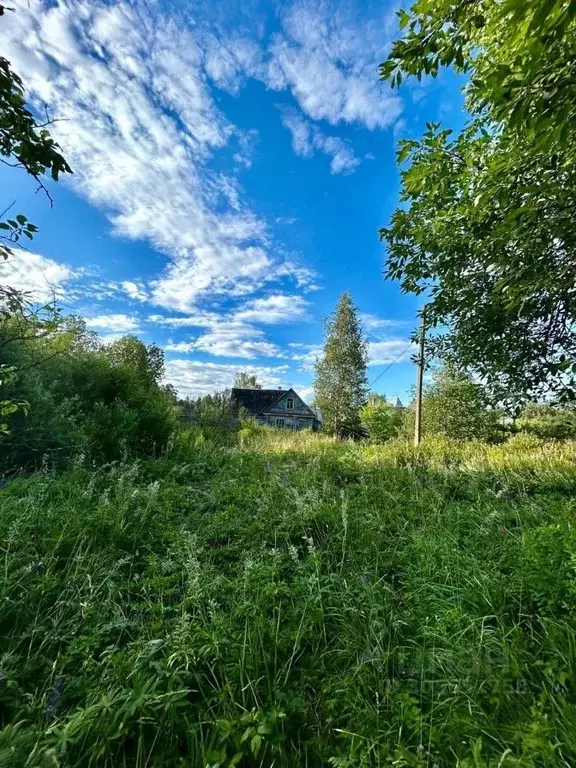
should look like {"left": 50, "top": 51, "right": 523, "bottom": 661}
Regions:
{"left": 1, "top": 433, "right": 576, "bottom": 766}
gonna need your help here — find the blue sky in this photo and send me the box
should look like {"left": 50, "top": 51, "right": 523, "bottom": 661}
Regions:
{"left": 2, "top": 0, "right": 465, "bottom": 401}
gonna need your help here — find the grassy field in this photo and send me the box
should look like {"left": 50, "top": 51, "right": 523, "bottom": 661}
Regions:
{"left": 1, "top": 431, "right": 576, "bottom": 767}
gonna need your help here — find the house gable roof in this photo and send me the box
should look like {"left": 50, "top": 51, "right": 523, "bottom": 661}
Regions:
{"left": 231, "top": 388, "right": 288, "bottom": 417}
{"left": 231, "top": 388, "right": 318, "bottom": 419}
{"left": 265, "top": 388, "right": 316, "bottom": 418}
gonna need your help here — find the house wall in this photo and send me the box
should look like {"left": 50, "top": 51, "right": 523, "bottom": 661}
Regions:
{"left": 264, "top": 391, "right": 317, "bottom": 430}
{"left": 262, "top": 413, "right": 315, "bottom": 430}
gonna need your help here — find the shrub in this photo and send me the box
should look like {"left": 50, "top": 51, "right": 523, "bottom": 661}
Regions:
{"left": 408, "top": 364, "right": 502, "bottom": 442}
{"left": 360, "top": 396, "right": 404, "bottom": 442}
{"left": 517, "top": 403, "right": 576, "bottom": 440}
{"left": 0, "top": 321, "right": 178, "bottom": 470}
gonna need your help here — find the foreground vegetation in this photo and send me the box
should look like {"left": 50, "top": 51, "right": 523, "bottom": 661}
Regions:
{"left": 2, "top": 431, "right": 576, "bottom": 767}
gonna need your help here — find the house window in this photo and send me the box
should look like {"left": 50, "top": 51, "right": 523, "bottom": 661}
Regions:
{"left": 286, "top": 398, "right": 294, "bottom": 409}
{"left": 275, "top": 417, "right": 285, "bottom": 428}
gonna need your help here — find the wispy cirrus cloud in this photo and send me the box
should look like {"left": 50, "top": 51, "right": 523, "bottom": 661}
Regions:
{"left": 280, "top": 108, "right": 360, "bottom": 174}
{"left": 1, "top": 0, "right": 315, "bottom": 316}
{"left": 154, "top": 293, "right": 308, "bottom": 359}
{"left": 165, "top": 321, "right": 283, "bottom": 360}
{"left": 267, "top": 1, "right": 401, "bottom": 130}
{"left": 368, "top": 338, "right": 414, "bottom": 366}
{"left": 360, "top": 313, "right": 412, "bottom": 330}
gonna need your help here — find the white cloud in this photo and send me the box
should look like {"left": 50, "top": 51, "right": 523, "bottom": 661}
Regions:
{"left": 164, "top": 341, "right": 196, "bottom": 353}
{"left": 86, "top": 313, "right": 140, "bottom": 332}
{"left": 368, "top": 338, "right": 413, "bottom": 366}
{"left": 314, "top": 133, "right": 360, "bottom": 175}
{"left": 266, "top": 2, "right": 401, "bottom": 130}
{"left": 289, "top": 342, "right": 323, "bottom": 371}
{"left": 360, "top": 313, "right": 410, "bottom": 330}
{"left": 152, "top": 295, "right": 309, "bottom": 359}
{"left": 0, "top": 248, "right": 75, "bottom": 301}
{"left": 121, "top": 281, "right": 148, "bottom": 302}
{"left": 148, "top": 312, "right": 220, "bottom": 328}
{"left": 280, "top": 108, "right": 360, "bottom": 174}
{"left": 281, "top": 109, "right": 314, "bottom": 156}
{"left": 170, "top": 320, "right": 283, "bottom": 359}
{"left": 164, "top": 359, "right": 289, "bottom": 397}
{"left": 297, "top": 385, "right": 315, "bottom": 403}
{"left": 1, "top": 1, "right": 313, "bottom": 316}
{"left": 234, "top": 294, "right": 309, "bottom": 324}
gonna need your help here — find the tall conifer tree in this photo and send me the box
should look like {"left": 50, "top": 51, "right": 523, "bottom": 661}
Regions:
{"left": 314, "top": 292, "right": 368, "bottom": 437}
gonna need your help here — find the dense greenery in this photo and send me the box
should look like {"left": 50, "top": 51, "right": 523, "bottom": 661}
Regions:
{"left": 2, "top": 431, "right": 576, "bottom": 766}
{"left": 517, "top": 403, "right": 576, "bottom": 441}
{"left": 360, "top": 393, "right": 404, "bottom": 442}
{"left": 314, "top": 292, "right": 368, "bottom": 438}
{"left": 380, "top": 0, "right": 576, "bottom": 405}
{"left": 414, "top": 364, "right": 502, "bottom": 442}
{"left": 0, "top": 318, "right": 179, "bottom": 471}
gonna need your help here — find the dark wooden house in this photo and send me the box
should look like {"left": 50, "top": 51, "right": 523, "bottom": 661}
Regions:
{"left": 231, "top": 388, "right": 321, "bottom": 430}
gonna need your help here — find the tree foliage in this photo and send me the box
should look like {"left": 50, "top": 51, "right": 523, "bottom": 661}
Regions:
{"left": 360, "top": 394, "right": 404, "bottom": 443}
{"left": 1, "top": 5, "right": 72, "bottom": 430}
{"left": 0, "top": 320, "right": 179, "bottom": 470}
{"left": 181, "top": 390, "right": 235, "bottom": 430}
{"left": 410, "top": 364, "right": 501, "bottom": 442}
{"left": 0, "top": 9, "right": 71, "bottom": 259}
{"left": 380, "top": 0, "right": 576, "bottom": 406}
{"left": 234, "top": 372, "right": 262, "bottom": 389}
{"left": 314, "top": 292, "right": 368, "bottom": 438}
{"left": 517, "top": 402, "right": 576, "bottom": 441}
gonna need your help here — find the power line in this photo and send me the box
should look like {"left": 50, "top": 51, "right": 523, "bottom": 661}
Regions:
{"left": 368, "top": 341, "right": 413, "bottom": 389}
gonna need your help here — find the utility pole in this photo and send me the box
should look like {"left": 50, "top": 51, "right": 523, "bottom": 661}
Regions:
{"left": 414, "top": 309, "right": 426, "bottom": 446}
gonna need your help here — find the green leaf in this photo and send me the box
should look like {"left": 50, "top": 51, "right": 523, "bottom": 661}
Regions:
{"left": 250, "top": 734, "right": 262, "bottom": 756}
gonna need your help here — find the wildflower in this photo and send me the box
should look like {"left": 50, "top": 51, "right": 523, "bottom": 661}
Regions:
{"left": 303, "top": 535, "right": 315, "bottom": 554}
{"left": 264, "top": 461, "right": 271, "bottom": 474}
{"left": 31, "top": 562, "right": 42, "bottom": 576}
{"left": 0, "top": 478, "right": 7, "bottom": 489}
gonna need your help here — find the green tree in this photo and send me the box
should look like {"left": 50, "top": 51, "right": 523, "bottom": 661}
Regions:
{"left": 380, "top": 0, "right": 576, "bottom": 406}
{"left": 314, "top": 292, "right": 368, "bottom": 438}
{"left": 360, "top": 393, "right": 404, "bottom": 443}
{"left": 181, "top": 390, "right": 235, "bottom": 430}
{"left": 106, "top": 335, "right": 165, "bottom": 386}
{"left": 409, "top": 364, "right": 501, "bottom": 442}
{"left": 0, "top": 324, "right": 179, "bottom": 469}
{"left": 234, "top": 371, "right": 262, "bottom": 389}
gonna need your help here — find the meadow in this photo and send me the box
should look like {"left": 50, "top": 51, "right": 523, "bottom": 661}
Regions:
{"left": 1, "top": 431, "right": 576, "bottom": 767}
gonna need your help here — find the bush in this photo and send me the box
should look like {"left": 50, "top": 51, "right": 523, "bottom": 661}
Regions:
{"left": 409, "top": 364, "right": 502, "bottom": 442}
{"left": 517, "top": 403, "right": 576, "bottom": 440}
{"left": 360, "top": 396, "right": 404, "bottom": 442}
{"left": 0, "top": 321, "right": 178, "bottom": 470}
